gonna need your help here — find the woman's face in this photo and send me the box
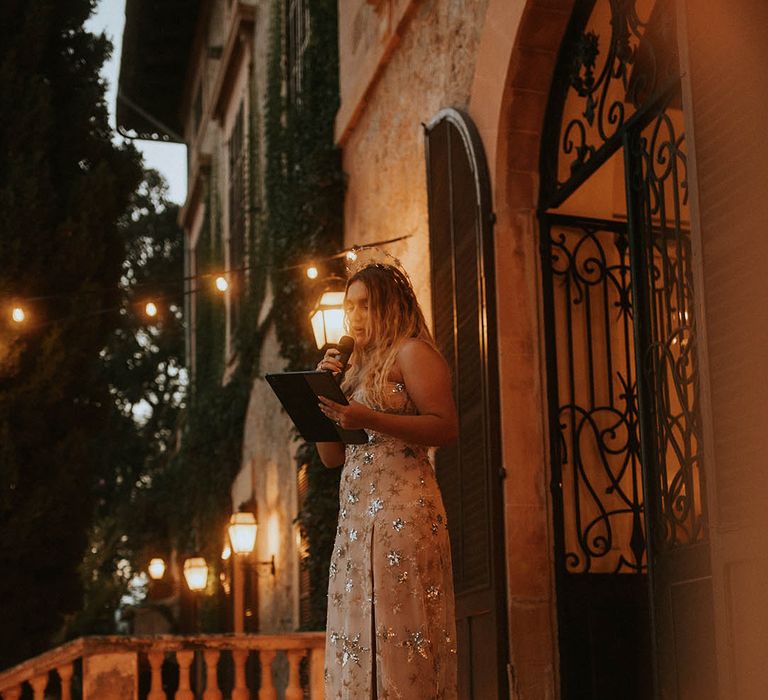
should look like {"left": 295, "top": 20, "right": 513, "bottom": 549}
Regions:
{"left": 345, "top": 280, "right": 371, "bottom": 347}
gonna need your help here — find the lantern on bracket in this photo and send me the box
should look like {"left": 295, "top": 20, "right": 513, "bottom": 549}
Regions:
{"left": 310, "top": 284, "right": 346, "bottom": 351}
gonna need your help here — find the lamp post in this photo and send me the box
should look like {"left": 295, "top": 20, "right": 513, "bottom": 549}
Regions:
{"left": 183, "top": 556, "right": 208, "bottom": 698}
{"left": 183, "top": 556, "right": 209, "bottom": 632}
{"left": 228, "top": 512, "right": 257, "bottom": 634}
{"left": 227, "top": 510, "right": 276, "bottom": 633}
{"left": 310, "top": 288, "right": 346, "bottom": 350}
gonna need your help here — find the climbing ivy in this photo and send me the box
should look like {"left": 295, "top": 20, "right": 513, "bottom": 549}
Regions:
{"left": 154, "top": 0, "right": 344, "bottom": 631}
{"left": 264, "top": 0, "right": 345, "bottom": 629}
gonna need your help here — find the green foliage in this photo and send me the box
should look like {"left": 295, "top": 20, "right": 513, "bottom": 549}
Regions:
{"left": 63, "top": 170, "right": 186, "bottom": 638}
{"left": 149, "top": 0, "right": 345, "bottom": 633}
{"left": 193, "top": 194, "right": 227, "bottom": 389}
{"left": 265, "top": 0, "right": 344, "bottom": 629}
{"left": 266, "top": 0, "right": 345, "bottom": 370}
{"left": 162, "top": 179, "right": 262, "bottom": 586}
{"left": 0, "top": 0, "right": 142, "bottom": 667}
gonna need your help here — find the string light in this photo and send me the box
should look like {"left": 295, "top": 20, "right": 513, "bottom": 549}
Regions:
{"left": 215, "top": 276, "right": 229, "bottom": 292}
{"left": 2, "top": 235, "right": 413, "bottom": 330}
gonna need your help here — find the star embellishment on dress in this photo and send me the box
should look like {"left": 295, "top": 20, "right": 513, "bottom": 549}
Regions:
{"left": 368, "top": 498, "right": 384, "bottom": 516}
{"left": 403, "top": 629, "right": 430, "bottom": 662}
{"left": 377, "top": 625, "right": 396, "bottom": 641}
{"left": 340, "top": 632, "right": 367, "bottom": 667}
{"left": 387, "top": 550, "right": 402, "bottom": 566}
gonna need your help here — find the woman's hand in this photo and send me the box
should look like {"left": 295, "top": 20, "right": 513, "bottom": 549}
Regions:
{"left": 316, "top": 347, "right": 347, "bottom": 377}
{"left": 318, "top": 396, "right": 373, "bottom": 430}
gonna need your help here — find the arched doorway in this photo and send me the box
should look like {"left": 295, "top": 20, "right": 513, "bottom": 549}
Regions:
{"left": 538, "top": 1, "right": 717, "bottom": 697}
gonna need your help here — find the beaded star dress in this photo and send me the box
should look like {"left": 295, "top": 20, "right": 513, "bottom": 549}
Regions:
{"left": 324, "top": 380, "right": 458, "bottom": 700}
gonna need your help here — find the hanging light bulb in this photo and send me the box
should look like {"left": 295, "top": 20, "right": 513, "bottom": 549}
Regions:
{"left": 145, "top": 302, "right": 158, "bottom": 318}
{"left": 215, "top": 276, "right": 229, "bottom": 292}
{"left": 306, "top": 265, "right": 319, "bottom": 280}
{"left": 11, "top": 307, "right": 25, "bottom": 323}
{"left": 345, "top": 249, "right": 358, "bottom": 262}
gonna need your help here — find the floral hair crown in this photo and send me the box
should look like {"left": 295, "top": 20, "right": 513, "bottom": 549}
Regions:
{"left": 344, "top": 246, "right": 414, "bottom": 291}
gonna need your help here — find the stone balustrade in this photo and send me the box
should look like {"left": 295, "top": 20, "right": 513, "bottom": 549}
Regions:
{"left": 0, "top": 633, "right": 325, "bottom": 699}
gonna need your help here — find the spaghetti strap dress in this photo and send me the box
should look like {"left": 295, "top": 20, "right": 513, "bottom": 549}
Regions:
{"left": 324, "top": 380, "right": 458, "bottom": 699}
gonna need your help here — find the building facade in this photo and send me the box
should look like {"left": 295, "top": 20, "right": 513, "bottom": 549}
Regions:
{"left": 119, "top": 0, "right": 312, "bottom": 639}
{"left": 117, "top": 0, "right": 768, "bottom": 697}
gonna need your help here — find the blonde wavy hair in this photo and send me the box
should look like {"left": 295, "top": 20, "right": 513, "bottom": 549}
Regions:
{"left": 341, "top": 263, "right": 435, "bottom": 408}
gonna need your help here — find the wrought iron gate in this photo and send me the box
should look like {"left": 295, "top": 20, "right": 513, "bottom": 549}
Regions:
{"left": 538, "top": 0, "right": 716, "bottom": 697}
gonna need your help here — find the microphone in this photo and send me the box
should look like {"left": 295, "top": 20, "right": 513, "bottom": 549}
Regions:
{"left": 335, "top": 335, "right": 355, "bottom": 382}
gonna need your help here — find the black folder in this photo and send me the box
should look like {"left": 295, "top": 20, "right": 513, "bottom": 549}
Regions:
{"left": 265, "top": 371, "right": 369, "bottom": 444}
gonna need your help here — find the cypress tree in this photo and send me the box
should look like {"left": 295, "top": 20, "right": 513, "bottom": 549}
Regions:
{"left": 0, "top": 0, "right": 142, "bottom": 667}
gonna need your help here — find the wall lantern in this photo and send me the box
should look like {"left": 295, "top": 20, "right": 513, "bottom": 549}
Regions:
{"left": 183, "top": 556, "right": 209, "bottom": 592}
{"left": 310, "top": 290, "right": 346, "bottom": 350}
{"left": 147, "top": 557, "right": 166, "bottom": 581}
{"left": 228, "top": 511, "right": 258, "bottom": 555}
{"left": 227, "top": 511, "right": 276, "bottom": 576}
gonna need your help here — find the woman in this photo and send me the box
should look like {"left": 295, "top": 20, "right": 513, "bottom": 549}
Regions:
{"left": 316, "top": 262, "right": 459, "bottom": 699}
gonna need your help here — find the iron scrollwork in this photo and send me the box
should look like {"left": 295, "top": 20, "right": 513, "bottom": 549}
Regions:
{"left": 549, "top": 223, "right": 647, "bottom": 574}
{"left": 558, "top": 0, "right": 677, "bottom": 192}
{"left": 638, "top": 110, "right": 705, "bottom": 548}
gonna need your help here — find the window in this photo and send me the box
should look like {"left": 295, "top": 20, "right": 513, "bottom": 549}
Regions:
{"left": 228, "top": 102, "right": 247, "bottom": 334}
{"left": 192, "top": 83, "right": 202, "bottom": 137}
{"left": 287, "top": 0, "right": 310, "bottom": 107}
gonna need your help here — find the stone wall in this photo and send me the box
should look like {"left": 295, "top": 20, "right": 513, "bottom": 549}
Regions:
{"left": 239, "top": 323, "right": 299, "bottom": 633}
{"left": 338, "top": 0, "right": 490, "bottom": 313}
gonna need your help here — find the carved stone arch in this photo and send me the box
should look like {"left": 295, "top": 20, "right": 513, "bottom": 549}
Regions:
{"left": 467, "top": 1, "right": 578, "bottom": 697}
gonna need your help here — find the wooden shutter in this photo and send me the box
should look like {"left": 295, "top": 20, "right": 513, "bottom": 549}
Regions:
{"left": 425, "top": 108, "right": 507, "bottom": 699}
{"left": 297, "top": 463, "right": 311, "bottom": 628}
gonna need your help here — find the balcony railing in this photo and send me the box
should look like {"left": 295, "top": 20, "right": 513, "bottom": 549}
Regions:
{"left": 0, "top": 633, "right": 325, "bottom": 699}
